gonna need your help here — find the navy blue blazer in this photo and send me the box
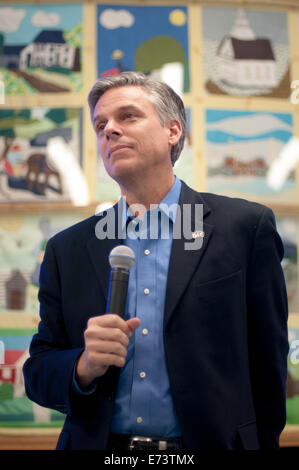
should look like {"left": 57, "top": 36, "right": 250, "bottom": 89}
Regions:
{"left": 23, "top": 181, "right": 289, "bottom": 450}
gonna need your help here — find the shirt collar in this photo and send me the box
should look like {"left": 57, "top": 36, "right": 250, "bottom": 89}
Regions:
{"left": 120, "top": 176, "right": 182, "bottom": 230}
{"left": 158, "top": 176, "right": 181, "bottom": 223}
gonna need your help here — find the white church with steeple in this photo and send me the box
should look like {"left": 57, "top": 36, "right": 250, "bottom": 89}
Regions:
{"left": 217, "top": 9, "right": 278, "bottom": 89}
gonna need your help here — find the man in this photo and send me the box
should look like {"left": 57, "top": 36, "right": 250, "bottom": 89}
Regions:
{"left": 23, "top": 72, "right": 289, "bottom": 451}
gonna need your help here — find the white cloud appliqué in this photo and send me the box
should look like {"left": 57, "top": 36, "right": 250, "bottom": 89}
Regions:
{"left": 31, "top": 11, "right": 60, "bottom": 27}
{"left": 0, "top": 7, "right": 26, "bottom": 32}
{"left": 100, "top": 9, "right": 134, "bottom": 30}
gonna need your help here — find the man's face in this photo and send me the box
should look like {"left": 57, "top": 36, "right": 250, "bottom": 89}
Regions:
{"left": 93, "top": 86, "right": 180, "bottom": 184}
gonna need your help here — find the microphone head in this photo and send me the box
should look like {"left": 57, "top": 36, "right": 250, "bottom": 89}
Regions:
{"left": 109, "top": 245, "right": 135, "bottom": 271}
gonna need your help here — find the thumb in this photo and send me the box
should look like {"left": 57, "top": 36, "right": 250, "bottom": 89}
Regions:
{"left": 127, "top": 317, "right": 141, "bottom": 333}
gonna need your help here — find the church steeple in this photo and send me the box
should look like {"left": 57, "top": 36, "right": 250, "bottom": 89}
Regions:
{"left": 230, "top": 9, "right": 255, "bottom": 40}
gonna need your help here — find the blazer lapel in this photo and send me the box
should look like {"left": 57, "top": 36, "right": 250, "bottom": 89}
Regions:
{"left": 85, "top": 186, "right": 214, "bottom": 321}
{"left": 164, "top": 183, "right": 214, "bottom": 328}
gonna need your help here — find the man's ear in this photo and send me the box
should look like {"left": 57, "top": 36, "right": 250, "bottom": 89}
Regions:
{"left": 167, "top": 119, "right": 182, "bottom": 146}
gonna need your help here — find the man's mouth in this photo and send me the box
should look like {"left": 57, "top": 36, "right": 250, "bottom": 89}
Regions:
{"left": 109, "top": 145, "right": 131, "bottom": 157}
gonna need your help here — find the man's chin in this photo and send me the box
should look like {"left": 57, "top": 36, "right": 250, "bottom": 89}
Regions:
{"left": 108, "top": 159, "right": 138, "bottom": 177}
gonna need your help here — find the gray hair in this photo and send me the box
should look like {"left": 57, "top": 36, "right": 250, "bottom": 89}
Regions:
{"left": 88, "top": 71, "right": 187, "bottom": 166}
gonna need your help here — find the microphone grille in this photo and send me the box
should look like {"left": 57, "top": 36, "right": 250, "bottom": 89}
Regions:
{"left": 109, "top": 245, "right": 135, "bottom": 270}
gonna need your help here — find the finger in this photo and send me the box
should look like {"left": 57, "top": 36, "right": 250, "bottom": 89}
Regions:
{"left": 86, "top": 326, "right": 130, "bottom": 347}
{"left": 88, "top": 314, "right": 132, "bottom": 337}
{"left": 88, "top": 339, "right": 128, "bottom": 357}
{"left": 127, "top": 317, "right": 141, "bottom": 333}
{"left": 89, "top": 351, "right": 127, "bottom": 369}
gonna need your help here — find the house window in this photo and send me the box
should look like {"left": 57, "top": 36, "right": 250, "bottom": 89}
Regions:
{"left": 256, "top": 64, "right": 261, "bottom": 80}
{"left": 2, "top": 368, "right": 12, "bottom": 380}
{"left": 245, "top": 65, "right": 251, "bottom": 80}
{"left": 59, "top": 45, "right": 75, "bottom": 68}
{"left": 45, "top": 44, "right": 58, "bottom": 67}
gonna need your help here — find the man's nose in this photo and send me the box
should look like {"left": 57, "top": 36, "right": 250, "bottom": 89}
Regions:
{"left": 104, "top": 120, "right": 121, "bottom": 139}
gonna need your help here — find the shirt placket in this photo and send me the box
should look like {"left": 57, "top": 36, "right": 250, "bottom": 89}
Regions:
{"left": 129, "top": 218, "right": 157, "bottom": 433}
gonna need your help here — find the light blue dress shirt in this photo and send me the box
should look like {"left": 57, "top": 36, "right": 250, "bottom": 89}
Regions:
{"left": 74, "top": 177, "right": 182, "bottom": 438}
{"left": 110, "top": 177, "right": 182, "bottom": 437}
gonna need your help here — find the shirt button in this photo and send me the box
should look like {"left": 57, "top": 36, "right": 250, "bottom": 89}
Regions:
{"left": 142, "top": 328, "right": 148, "bottom": 335}
{"left": 137, "top": 417, "right": 143, "bottom": 423}
{"left": 144, "top": 288, "right": 150, "bottom": 295}
{"left": 140, "top": 371, "right": 146, "bottom": 378}
{"left": 144, "top": 249, "right": 150, "bottom": 255}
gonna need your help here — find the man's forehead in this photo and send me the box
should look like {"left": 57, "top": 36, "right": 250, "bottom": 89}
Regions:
{"left": 99, "top": 85, "right": 148, "bottom": 103}
{"left": 93, "top": 85, "right": 154, "bottom": 118}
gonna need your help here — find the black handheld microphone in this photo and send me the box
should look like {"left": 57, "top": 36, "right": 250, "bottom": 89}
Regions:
{"left": 106, "top": 245, "right": 135, "bottom": 317}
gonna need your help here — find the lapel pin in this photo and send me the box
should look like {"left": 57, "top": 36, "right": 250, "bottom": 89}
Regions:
{"left": 192, "top": 230, "right": 205, "bottom": 239}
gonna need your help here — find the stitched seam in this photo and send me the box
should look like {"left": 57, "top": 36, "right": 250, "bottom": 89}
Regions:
{"left": 237, "top": 420, "right": 256, "bottom": 429}
{"left": 197, "top": 268, "right": 243, "bottom": 288}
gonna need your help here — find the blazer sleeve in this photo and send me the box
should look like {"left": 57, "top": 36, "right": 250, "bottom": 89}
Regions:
{"left": 246, "top": 206, "right": 289, "bottom": 448}
{"left": 23, "top": 238, "right": 88, "bottom": 416}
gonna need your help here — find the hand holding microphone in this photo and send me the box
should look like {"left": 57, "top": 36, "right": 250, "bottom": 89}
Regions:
{"left": 76, "top": 246, "right": 140, "bottom": 389}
